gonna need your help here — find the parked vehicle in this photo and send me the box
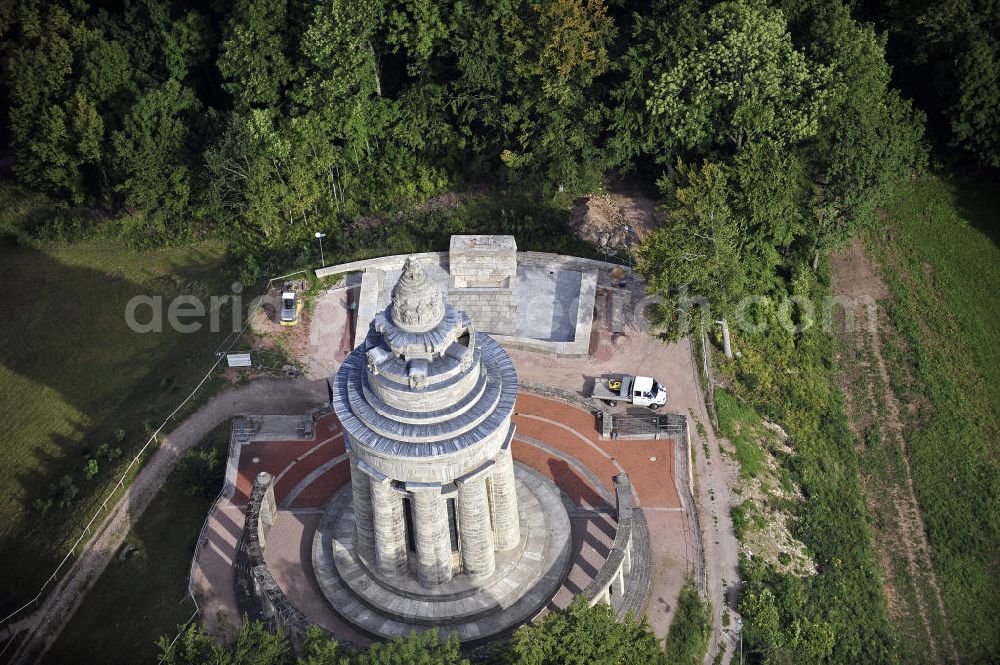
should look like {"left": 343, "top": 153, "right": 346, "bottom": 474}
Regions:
{"left": 279, "top": 290, "right": 301, "bottom": 326}
{"left": 590, "top": 374, "right": 667, "bottom": 409}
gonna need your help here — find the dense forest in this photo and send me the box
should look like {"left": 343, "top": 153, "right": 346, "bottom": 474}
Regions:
{"left": 1, "top": 0, "right": 997, "bottom": 663}
{"left": 6, "top": 0, "right": 990, "bottom": 282}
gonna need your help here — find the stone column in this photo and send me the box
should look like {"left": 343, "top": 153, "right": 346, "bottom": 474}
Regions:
{"left": 349, "top": 455, "right": 375, "bottom": 564}
{"left": 370, "top": 476, "right": 408, "bottom": 577}
{"left": 408, "top": 483, "right": 453, "bottom": 586}
{"left": 457, "top": 475, "right": 496, "bottom": 577}
{"left": 491, "top": 444, "right": 520, "bottom": 551}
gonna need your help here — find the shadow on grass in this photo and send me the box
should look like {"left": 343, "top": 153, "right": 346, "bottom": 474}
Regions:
{"left": 948, "top": 173, "right": 1000, "bottom": 251}
{"left": 38, "top": 422, "right": 233, "bottom": 665}
{"left": 0, "top": 243, "right": 235, "bottom": 615}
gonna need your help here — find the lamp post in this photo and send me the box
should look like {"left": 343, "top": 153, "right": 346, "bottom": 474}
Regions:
{"left": 315, "top": 232, "right": 326, "bottom": 267}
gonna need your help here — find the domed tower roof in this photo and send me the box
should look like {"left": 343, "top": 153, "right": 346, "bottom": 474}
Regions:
{"left": 390, "top": 257, "right": 445, "bottom": 333}
{"left": 331, "top": 254, "right": 518, "bottom": 463}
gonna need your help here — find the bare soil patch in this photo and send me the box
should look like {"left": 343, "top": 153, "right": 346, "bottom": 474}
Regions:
{"left": 569, "top": 190, "right": 660, "bottom": 251}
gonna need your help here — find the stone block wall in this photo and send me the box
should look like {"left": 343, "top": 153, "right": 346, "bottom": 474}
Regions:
{"left": 583, "top": 474, "right": 650, "bottom": 617}
{"left": 234, "top": 472, "right": 340, "bottom": 651}
{"left": 449, "top": 235, "right": 517, "bottom": 288}
{"left": 447, "top": 288, "right": 519, "bottom": 335}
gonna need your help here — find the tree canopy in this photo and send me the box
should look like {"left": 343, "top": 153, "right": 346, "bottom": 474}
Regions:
{"left": 0, "top": 0, "right": 946, "bottom": 282}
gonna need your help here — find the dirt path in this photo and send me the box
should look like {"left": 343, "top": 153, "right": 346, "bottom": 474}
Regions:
{"left": 9, "top": 378, "right": 326, "bottom": 665}
{"left": 831, "top": 238, "right": 958, "bottom": 664}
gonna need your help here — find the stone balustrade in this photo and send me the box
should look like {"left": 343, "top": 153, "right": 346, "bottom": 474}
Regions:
{"left": 234, "top": 472, "right": 336, "bottom": 650}
{"left": 583, "top": 474, "right": 648, "bottom": 618}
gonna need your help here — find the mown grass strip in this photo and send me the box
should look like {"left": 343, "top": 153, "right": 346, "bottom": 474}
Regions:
{"left": 869, "top": 175, "right": 1000, "bottom": 662}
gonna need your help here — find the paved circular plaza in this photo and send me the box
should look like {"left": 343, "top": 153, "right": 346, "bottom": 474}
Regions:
{"left": 191, "top": 388, "right": 694, "bottom": 646}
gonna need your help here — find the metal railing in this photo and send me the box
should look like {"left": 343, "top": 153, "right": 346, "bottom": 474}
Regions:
{"left": 608, "top": 412, "right": 686, "bottom": 438}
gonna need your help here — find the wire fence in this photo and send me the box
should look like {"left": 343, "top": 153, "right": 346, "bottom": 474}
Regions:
{"left": 0, "top": 270, "right": 308, "bottom": 642}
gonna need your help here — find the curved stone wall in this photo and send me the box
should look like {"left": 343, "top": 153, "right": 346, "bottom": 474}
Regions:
{"left": 582, "top": 474, "right": 651, "bottom": 619}
{"left": 234, "top": 472, "right": 338, "bottom": 650}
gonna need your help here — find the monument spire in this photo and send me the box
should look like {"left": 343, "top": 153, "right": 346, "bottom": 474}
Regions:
{"left": 390, "top": 257, "right": 445, "bottom": 333}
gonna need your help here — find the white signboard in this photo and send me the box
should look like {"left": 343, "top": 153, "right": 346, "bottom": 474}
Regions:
{"left": 227, "top": 353, "right": 252, "bottom": 368}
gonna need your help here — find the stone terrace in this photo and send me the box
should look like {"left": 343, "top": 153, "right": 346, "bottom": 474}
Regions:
{"left": 192, "top": 391, "right": 690, "bottom": 642}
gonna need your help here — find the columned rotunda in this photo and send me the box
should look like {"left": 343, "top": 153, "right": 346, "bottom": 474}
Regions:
{"left": 317, "top": 256, "right": 572, "bottom": 641}
{"left": 333, "top": 257, "right": 520, "bottom": 585}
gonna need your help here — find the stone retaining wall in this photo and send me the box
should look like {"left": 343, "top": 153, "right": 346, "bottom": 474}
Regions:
{"left": 582, "top": 474, "right": 650, "bottom": 618}
{"left": 519, "top": 382, "right": 604, "bottom": 414}
{"left": 234, "top": 472, "right": 337, "bottom": 650}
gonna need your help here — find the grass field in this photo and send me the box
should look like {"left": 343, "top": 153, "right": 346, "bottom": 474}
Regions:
{"left": 0, "top": 184, "right": 236, "bottom": 617}
{"left": 868, "top": 174, "right": 1000, "bottom": 662}
{"left": 42, "top": 422, "right": 231, "bottom": 665}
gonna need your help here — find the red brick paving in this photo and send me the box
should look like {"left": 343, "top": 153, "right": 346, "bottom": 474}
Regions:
{"left": 288, "top": 461, "right": 351, "bottom": 508}
{"left": 233, "top": 414, "right": 344, "bottom": 504}
{"left": 512, "top": 440, "right": 610, "bottom": 508}
{"left": 235, "top": 439, "right": 317, "bottom": 503}
{"left": 600, "top": 435, "right": 679, "bottom": 508}
{"left": 513, "top": 394, "right": 681, "bottom": 509}
{"left": 273, "top": 434, "right": 346, "bottom": 500}
{"left": 514, "top": 416, "right": 621, "bottom": 495}
{"left": 516, "top": 394, "right": 602, "bottom": 436}
{"left": 233, "top": 396, "right": 678, "bottom": 511}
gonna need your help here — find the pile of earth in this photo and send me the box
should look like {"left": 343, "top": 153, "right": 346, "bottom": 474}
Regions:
{"left": 569, "top": 193, "right": 661, "bottom": 251}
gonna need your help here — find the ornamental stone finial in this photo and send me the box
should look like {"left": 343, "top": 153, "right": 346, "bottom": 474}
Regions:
{"left": 390, "top": 257, "right": 445, "bottom": 333}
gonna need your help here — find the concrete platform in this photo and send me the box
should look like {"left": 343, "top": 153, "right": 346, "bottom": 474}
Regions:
{"left": 374, "top": 264, "right": 584, "bottom": 343}
{"left": 311, "top": 463, "right": 572, "bottom": 643}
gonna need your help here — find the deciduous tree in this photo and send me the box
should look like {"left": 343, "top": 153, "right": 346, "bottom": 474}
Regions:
{"left": 646, "top": 0, "right": 828, "bottom": 156}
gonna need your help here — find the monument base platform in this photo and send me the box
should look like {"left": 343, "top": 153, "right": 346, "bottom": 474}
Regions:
{"left": 312, "top": 463, "right": 572, "bottom": 643}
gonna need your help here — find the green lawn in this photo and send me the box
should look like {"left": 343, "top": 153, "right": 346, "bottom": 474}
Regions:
{"left": 0, "top": 184, "right": 235, "bottom": 616}
{"left": 869, "top": 174, "right": 1000, "bottom": 662}
{"left": 42, "top": 423, "right": 231, "bottom": 665}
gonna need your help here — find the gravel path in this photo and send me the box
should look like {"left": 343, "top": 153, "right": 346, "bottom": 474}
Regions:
{"left": 9, "top": 377, "right": 326, "bottom": 665}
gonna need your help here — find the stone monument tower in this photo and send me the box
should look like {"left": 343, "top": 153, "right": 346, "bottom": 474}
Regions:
{"left": 332, "top": 257, "right": 521, "bottom": 587}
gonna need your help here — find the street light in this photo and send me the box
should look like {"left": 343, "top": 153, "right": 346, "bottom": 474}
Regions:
{"left": 315, "top": 232, "right": 326, "bottom": 267}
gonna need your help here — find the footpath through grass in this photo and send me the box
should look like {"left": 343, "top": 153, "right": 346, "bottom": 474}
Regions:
{"left": 868, "top": 174, "right": 1000, "bottom": 662}
{"left": 42, "top": 422, "right": 231, "bottom": 665}
{"left": 0, "top": 184, "right": 236, "bottom": 617}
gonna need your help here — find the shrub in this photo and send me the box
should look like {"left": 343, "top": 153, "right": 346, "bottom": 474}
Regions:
{"left": 664, "top": 580, "right": 712, "bottom": 665}
{"left": 174, "top": 448, "right": 222, "bottom": 497}
{"left": 57, "top": 476, "right": 79, "bottom": 508}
